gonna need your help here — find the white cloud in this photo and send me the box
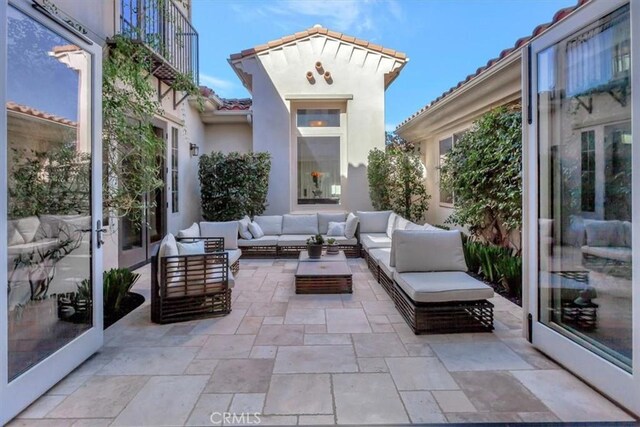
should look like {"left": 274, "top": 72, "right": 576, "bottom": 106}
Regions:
{"left": 244, "top": 0, "right": 404, "bottom": 35}
{"left": 199, "top": 73, "right": 237, "bottom": 94}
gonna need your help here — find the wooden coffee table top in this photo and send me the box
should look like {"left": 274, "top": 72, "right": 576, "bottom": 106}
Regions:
{"left": 295, "top": 261, "right": 352, "bottom": 277}
{"left": 299, "top": 250, "right": 347, "bottom": 262}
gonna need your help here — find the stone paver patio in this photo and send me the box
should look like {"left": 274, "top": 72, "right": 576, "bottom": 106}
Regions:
{"left": 11, "top": 258, "right": 634, "bottom": 425}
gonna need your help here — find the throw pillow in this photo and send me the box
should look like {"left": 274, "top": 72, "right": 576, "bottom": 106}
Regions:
{"left": 345, "top": 213, "right": 359, "bottom": 239}
{"left": 238, "top": 215, "right": 253, "bottom": 240}
{"left": 327, "top": 221, "right": 346, "bottom": 236}
{"left": 249, "top": 221, "right": 265, "bottom": 238}
{"left": 386, "top": 212, "right": 398, "bottom": 238}
{"left": 177, "top": 240, "right": 205, "bottom": 255}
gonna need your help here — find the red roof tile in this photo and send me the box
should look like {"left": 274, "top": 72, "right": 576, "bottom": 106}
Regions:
{"left": 397, "top": 0, "right": 589, "bottom": 130}
{"left": 6, "top": 101, "right": 77, "bottom": 126}
{"left": 198, "top": 86, "right": 252, "bottom": 111}
{"left": 229, "top": 25, "right": 407, "bottom": 61}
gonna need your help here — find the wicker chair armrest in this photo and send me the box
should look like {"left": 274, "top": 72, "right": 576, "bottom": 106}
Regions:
{"left": 160, "top": 251, "right": 230, "bottom": 298}
{"left": 176, "top": 236, "right": 225, "bottom": 253}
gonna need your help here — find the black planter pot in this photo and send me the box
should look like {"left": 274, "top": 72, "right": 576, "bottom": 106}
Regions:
{"left": 307, "top": 244, "right": 323, "bottom": 259}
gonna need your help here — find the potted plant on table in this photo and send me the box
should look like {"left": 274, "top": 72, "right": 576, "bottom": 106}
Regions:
{"left": 306, "top": 234, "right": 325, "bottom": 259}
{"left": 326, "top": 238, "right": 339, "bottom": 255}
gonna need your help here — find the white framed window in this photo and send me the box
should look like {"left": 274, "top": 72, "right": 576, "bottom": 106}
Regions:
{"left": 438, "top": 131, "right": 466, "bottom": 207}
{"left": 291, "top": 103, "right": 347, "bottom": 211}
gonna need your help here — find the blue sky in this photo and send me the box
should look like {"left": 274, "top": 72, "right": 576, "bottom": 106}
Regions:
{"left": 193, "top": 0, "right": 576, "bottom": 131}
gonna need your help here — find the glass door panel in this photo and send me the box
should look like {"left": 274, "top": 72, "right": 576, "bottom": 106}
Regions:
{"left": 6, "top": 5, "right": 94, "bottom": 381}
{"left": 537, "top": 5, "right": 632, "bottom": 369}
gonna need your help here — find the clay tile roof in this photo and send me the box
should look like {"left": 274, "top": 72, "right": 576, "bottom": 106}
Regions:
{"left": 6, "top": 101, "right": 77, "bottom": 126}
{"left": 220, "top": 98, "right": 252, "bottom": 111}
{"left": 229, "top": 25, "right": 407, "bottom": 62}
{"left": 396, "top": 0, "right": 589, "bottom": 130}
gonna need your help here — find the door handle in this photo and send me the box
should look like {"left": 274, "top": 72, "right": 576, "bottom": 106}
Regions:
{"left": 96, "top": 219, "right": 107, "bottom": 249}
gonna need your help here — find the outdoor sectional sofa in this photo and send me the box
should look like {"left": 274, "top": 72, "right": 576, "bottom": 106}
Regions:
{"left": 367, "top": 226, "right": 494, "bottom": 334}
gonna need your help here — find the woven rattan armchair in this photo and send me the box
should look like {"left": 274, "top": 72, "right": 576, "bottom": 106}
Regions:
{"left": 151, "top": 237, "right": 232, "bottom": 324}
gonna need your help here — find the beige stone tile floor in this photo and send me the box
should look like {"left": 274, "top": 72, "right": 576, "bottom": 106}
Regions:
{"left": 10, "top": 258, "right": 635, "bottom": 425}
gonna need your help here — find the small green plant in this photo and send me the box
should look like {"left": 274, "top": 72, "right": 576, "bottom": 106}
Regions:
{"left": 463, "top": 239, "right": 522, "bottom": 299}
{"left": 102, "top": 268, "right": 140, "bottom": 315}
{"left": 326, "top": 238, "right": 337, "bottom": 245}
{"left": 307, "top": 234, "right": 325, "bottom": 245}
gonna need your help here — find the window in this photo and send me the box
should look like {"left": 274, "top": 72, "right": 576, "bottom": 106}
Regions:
{"left": 439, "top": 137, "right": 454, "bottom": 205}
{"left": 297, "top": 109, "right": 340, "bottom": 127}
{"left": 171, "top": 127, "right": 179, "bottom": 213}
{"left": 297, "top": 137, "right": 341, "bottom": 205}
{"left": 581, "top": 130, "right": 596, "bottom": 212}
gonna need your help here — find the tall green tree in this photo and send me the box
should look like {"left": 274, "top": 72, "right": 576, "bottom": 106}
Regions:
{"left": 441, "top": 106, "right": 522, "bottom": 249}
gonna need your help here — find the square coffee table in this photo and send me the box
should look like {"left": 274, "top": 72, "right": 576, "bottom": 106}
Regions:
{"left": 295, "top": 251, "right": 352, "bottom": 294}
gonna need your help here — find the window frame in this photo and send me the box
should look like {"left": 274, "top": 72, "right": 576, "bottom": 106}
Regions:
{"left": 290, "top": 101, "right": 347, "bottom": 212}
{"left": 438, "top": 130, "right": 466, "bottom": 207}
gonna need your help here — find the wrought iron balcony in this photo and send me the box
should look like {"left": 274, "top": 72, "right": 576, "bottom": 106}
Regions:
{"left": 120, "top": 0, "right": 199, "bottom": 86}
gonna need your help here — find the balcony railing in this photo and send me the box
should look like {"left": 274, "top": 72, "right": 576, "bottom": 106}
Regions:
{"left": 120, "top": 0, "right": 199, "bottom": 85}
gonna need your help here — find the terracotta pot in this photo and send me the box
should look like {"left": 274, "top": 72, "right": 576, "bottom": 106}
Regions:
{"left": 307, "top": 244, "right": 323, "bottom": 259}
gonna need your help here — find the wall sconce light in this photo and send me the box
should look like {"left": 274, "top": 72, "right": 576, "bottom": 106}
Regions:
{"left": 190, "top": 143, "right": 199, "bottom": 157}
{"left": 306, "top": 71, "right": 315, "bottom": 84}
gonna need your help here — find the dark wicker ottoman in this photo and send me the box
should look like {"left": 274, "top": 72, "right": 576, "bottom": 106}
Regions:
{"left": 295, "top": 260, "right": 353, "bottom": 294}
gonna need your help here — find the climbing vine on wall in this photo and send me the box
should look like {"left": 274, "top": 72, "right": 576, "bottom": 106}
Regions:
{"left": 102, "top": 35, "right": 202, "bottom": 225}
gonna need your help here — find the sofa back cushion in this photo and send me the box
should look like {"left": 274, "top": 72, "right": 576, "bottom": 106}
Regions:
{"left": 238, "top": 216, "right": 253, "bottom": 240}
{"left": 395, "top": 216, "right": 410, "bottom": 231}
{"left": 584, "top": 220, "right": 625, "bottom": 247}
{"left": 282, "top": 214, "right": 318, "bottom": 235}
{"left": 318, "top": 213, "right": 347, "bottom": 234}
{"left": 200, "top": 221, "right": 239, "bottom": 249}
{"left": 7, "top": 220, "right": 25, "bottom": 246}
{"left": 622, "top": 221, "right": 632, "bottom": 248}
{"left": 177, "top": 222, "right": 200, "bottom": 239}
{"left": 12, "top": 216, "right": 41, "bottom": 243}
{"left": 357, "top": 210, "right": 392, "bottom": 233}
{"left": 254, "top": 215, "right": 283, "bottom": 235}
{"left": 392, "top": 230, "right": 468, "bottom": 273}
{"left": 386, "top": 212, "right": 398, "bottom": 238}
{"left": 345, "top": 213, "right": 359, "bottom": 239}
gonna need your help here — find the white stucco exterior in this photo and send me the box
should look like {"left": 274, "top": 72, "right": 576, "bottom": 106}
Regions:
{"left": 230, "top": 28, "right": 407, "bottom": 214}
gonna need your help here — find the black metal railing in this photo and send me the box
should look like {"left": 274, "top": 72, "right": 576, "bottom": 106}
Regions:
{"left": 120, "top": 0, "right": 199, "bottom": 85}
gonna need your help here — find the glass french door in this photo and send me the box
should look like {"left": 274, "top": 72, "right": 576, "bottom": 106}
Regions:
{"left": 0, "top": 1, "right": 103, "bottom": 423}
{"left": 527, "top": 0, "right": 639, "bottom": 416}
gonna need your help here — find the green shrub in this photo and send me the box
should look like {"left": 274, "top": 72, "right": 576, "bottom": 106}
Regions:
{"left": 367, "top": 146, "right": 431, "bottom": 222}
{"left": 199, "top": 152, "right": 271, "bottom": 221}
{"left": 77, "top": 268, "right": 140, "bottom": 316}
{"left": 441, "top": 106, "right": 522, "bottom": 250}
{"left": 463, "top": 240, "right": 522, "bottom": 299}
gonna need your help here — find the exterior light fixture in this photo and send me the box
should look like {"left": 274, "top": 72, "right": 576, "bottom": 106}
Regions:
{"left": 309, "top": 120, "right": 327, "bottom": 127}
{"left": 190, "top": 143, "right": 199, "bottom": 157}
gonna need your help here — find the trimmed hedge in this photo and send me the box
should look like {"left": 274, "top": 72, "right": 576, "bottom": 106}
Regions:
{"left": 199, "top": 152, "right": 271, "bottom": 221}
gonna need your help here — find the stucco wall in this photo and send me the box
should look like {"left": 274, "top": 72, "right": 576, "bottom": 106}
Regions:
{"left": 233, "top": 35, "right": 404, "bottom": 214}
{"left": 203, "top": 123, "right": 253, "bottom": 154}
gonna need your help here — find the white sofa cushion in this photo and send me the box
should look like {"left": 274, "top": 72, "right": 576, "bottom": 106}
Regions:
{"left": 386, "top": 212, "right": 398, "bottom": 238}
{"left": 320, "top": 235, "right": 358, "bottom": 245}
{"left": 226, "top": 249, "right": 242, "bottom": 265}
{"left": 327, "top": 221, "right": 346, "bottom": 236}
{"left": 581, "top": 245, "right": 632, "bottom": 263}
{"left": 7, "top": 220, "right": 25, "bottom": 246}
{"left": 238, "top": 216, "right": 253, "bottom": 240}
{"left": 7, "top": 239, "right": 60, "bottom": 256}
{"left": 238, "top": 236, "right": 278, "bottom": 247}
{"left": 393, "top": 271, "right": 493, "bottom": 303}
{"left": 13, "top": 216, "right": 41, "bottom": 243}
{"left": 395, "top": 216, "right": 410, "bottom": 231}
{"left": 249, "top": 221, "right": 265, "bottom": 238}
{"left": 200, "top": 221, "right": 239, "bottom": 250}
{"left": 318, "top": 213, "right": 347, "bottom": 234}
{"left": 278, "top": 235, "right": 310, "bottom": 246}
{"left": 392, "top": 230, "right": 467, "bottom": 273}
{"left": 357, "top": 211, "right": 392, "bottom": 233}
{"left": 282, "top": 214, "right": 319, "bottom": 235}
{"left": 254, "top": 215, "right": 283, "bottom": 235}
{"left": 36, "top": 214, "right": 84, "bottom": 239}
{"left": 584, "top": 220, "right": 625, "bottom": 247}
{"left": 369, "top": 248, "right": 393, "bottom": 277}
{"left": 622, "top": 221, "right": 632, "bottom": 248}
{"left": 158, "top": 233, "right": 179, "bottom": 284}
{"left": 345, "top": 213, "right": 359, "bottom": 239}
{"left": 177, "top": 240, "right": 205, "bottom": 255}
{"left": 360, "top": 233, "right": 391, "bottom": 250}
{"left": 404, "top": 222, "right": 423, "bottom": 231}
{"left": 177, "top": 222, "right": 200, "bottom": 239}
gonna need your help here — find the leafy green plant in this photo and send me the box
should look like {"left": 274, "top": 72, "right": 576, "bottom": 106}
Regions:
{"left": 307, "top": 234, "right": 325, "bottom": 245}
{"left": 441, "top": 106, "right": 522, "bottom": 250}
{"left": 367, "top": 148, "right": 393, "bottom": 211}
{"left": 199, "top": 152, "right": 271, "bottom": 221}
{"left": 463, "top": 239, "right": 522, "bottom": 299}
{"left": 326, "top": 238, "right": 337, "bottom": 245}
{"left": 102, "top": 35, "right": 203, "bottom": 225}
{"left": 367, "top": 146, "right": 431, "bottom": 222}
{"left": 102, "top": 268, "right": 140, "bottom": 315}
